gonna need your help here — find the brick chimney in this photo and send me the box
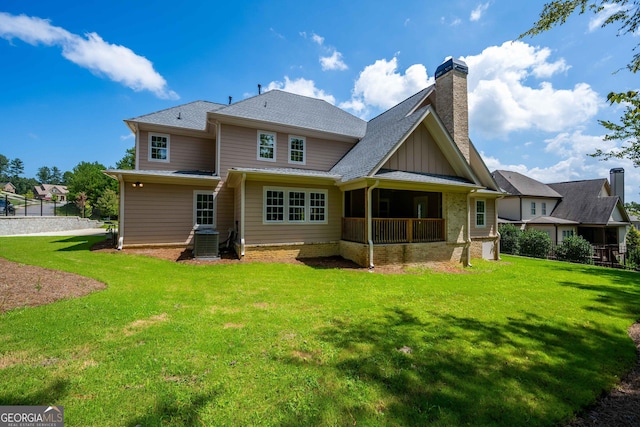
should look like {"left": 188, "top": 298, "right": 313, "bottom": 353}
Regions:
{"left": 435, "top": 58, "right": 470, "bottom": 162}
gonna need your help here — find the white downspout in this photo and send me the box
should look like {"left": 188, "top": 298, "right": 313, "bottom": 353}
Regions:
{"left": 240, "top": 173, "right": 246, "bottom": 257}
{"left": 466, "top": 189, "right": 478, "bottom": 267}
{"left": 117, "top": 174, "right": 124, "bottom": 250}
{"left": 367, "top": 180, "right": 380, "bottom": 269}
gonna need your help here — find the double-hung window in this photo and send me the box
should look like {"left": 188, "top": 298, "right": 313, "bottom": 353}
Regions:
{"left": 264, "top": 187, "right": 327, "bottom": 224}
{"left": 149, "top": 134, "right": 169, "bottom": 162}
{"left": 475, "top": 199, "right": 486, "bottom": 227}
{"left": 531, "top": 202, "right": 536, "bottom": 215}
{"left": 289, "top": 136, "right": 305, "bottom": 165}
{"left": 194, "top": 191, "right": 215, "bottom": 227}
{"left": 541, "top": 202, "right": 547, "bottom": 215}
{"left": 258, "top": 131, "right": 276, "bottom": 161}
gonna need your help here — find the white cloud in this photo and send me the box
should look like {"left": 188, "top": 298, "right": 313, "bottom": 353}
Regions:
{"left": 266, "top": 76, "right": 336, "bottom": 104}
{"left": 463, "top": 41, "right": 601, "bottom": 138}
{"left": 340, "top": 57, "right": 432, "bottom": 115}
{"left": 588, "top": 3, "right": 626, "bottom": 32}
{"left": 320, "top": 50, "right": 348, "bottom": 71}
{"left": 0, "top": 12, "right": 178, "bottom": 99}
{"left": 470, "top": 2, "right": 490, "bottom": 22}
{"left": 311, "top": 33, "right": 324, "bottom": 45}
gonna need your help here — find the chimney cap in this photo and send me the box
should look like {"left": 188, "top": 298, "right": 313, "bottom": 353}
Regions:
{"left": 610, "top": 167, "right": 624, "bottom": 173}
{"left": 435, "top": 57, "right": 468, "bottom": 79}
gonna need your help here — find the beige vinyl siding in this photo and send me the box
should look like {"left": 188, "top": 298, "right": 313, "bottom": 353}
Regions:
{"left": 381, "top": 124, "right": 455, "bottom": 176}
{"left": 470, "top": 198, "right": 497, "bottom": 238}
{"left": 215, "top": 183, "right": 235, "bottom": 236}
{"left": 244, "top": 180, "right": 341, "bottom": 245}
{"left": 138, "top": 130, "right": 216, "bottom": 171}
{"left": 123, "top": 182, "right": 216, "bottom": 245}
{"left": 219, "top": 124, "right": 354, "bottom": 178}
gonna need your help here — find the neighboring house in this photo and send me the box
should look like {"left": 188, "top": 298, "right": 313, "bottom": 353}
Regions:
{"left": 105, "top": 58, "right": 503, "bottom": 267}
{"left": 492, "top": 170, "right": 631, "bottom": 246}
{"left": 33, "top": 184, "right": 68, "bottom": 202}
{"left": 1, "top": 182, "right": 16, "bottom": 193}
{"left": 631, "top": 215, "right": 639, "bottom": 231}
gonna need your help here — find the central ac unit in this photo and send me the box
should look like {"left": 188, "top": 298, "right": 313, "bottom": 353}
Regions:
{"left": 194, "top": 228, "right": 220, "bottom": 259}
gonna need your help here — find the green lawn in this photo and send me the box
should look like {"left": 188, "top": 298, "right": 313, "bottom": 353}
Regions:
{"left": 0, "top": 235, "right": 638, "bottom": 426}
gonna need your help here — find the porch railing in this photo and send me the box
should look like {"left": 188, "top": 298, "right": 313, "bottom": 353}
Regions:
{"left": 342, "top": 217, "right": 445, "bottom": 244}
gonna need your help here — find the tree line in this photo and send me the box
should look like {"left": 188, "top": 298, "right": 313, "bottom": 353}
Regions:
{"left": 0, "top": 148, "right": 134, "bottom": 218}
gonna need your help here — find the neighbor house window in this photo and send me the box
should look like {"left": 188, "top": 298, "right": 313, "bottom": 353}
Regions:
{"left": 476, "top": 199, "right": 486, "bottom": 227}
{"left": 289, "top": 135, "right": 306, "bottom": 164}
{"left": 531, "top": 202, "right": 536, "bottom": 215}
{"left": 258, "top": 131, "right": 276, "bottom": 161}
{"left": 562, "top": 230, "right": 574, "bottom": 239}
{"left": 542, "top": 202, "right": 547, "bottom": 215}
{"left": 265, "top": 190, "right": 284, "bottom": 222}
{"left": 264, "top": 187, "right": 328, "bottom": 224}
{"left": 194, "top": 192, "right": 215, "bottom": 226}
{"left": 149, "top": 134, "right": 169, "bottom": 162}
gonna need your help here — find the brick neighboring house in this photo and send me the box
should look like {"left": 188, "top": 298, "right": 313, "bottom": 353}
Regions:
{"left": 105, "top": 58, "right": 503, "bottom": 267}
{"left": 33, "top": 184, "right": 69, "bottom": 202}
{"left": 492, "top": 170, "right": 631, "bottom": 246}
{"left": 1, "top": 182, "right": 16, "bottom": 193}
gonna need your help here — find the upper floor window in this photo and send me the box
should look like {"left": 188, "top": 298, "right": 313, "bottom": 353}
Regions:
{"left": 530, "top": 202, "right": 536, "bottom": 215}
{"left": 149, "top": 134, "right": 169, "bottom": 162}
{"left": 194, "top": 191, "right": 216, "bottom": 227}
{"left": 542, "top": 202, "right": 547, "bottom": 215}
{"left": 476, "top": 199, "right": 486, "bottom": 227}
{"left": 258, "top": 131, "right": 276, "bottom": 162}
{"left": 289, "top": 135, "right": 306, "bottom": 165}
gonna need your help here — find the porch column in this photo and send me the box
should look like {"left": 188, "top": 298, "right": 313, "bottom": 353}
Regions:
{"left": 366, "top": 181, "right": 379, "bottom": 268}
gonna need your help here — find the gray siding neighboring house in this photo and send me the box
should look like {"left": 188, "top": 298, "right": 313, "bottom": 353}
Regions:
{"left": 492, "top": 170, "right": 631, "bottom": 246}
{"left": 106, "top": 57, "right": 503, "bottom": 267}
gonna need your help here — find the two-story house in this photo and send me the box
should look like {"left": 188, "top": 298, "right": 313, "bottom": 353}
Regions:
{"left": 105, "top": 58, "right": 503, "bottom": 268}
{"left": 492, "top": 169, "right": 631, "bottom": 247}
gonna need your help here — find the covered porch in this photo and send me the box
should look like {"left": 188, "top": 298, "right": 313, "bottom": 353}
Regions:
{"left": 341, "top": 187, "right": 446, "bottom": 244}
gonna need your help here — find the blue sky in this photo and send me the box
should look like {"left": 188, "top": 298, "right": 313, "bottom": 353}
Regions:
{"left": 1, "top": 1, "right": 639, "bottom": 202}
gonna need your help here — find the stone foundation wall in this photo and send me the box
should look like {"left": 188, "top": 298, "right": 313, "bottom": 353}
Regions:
{"left": 242, "top": 242, "right": 340, "bottom": 261}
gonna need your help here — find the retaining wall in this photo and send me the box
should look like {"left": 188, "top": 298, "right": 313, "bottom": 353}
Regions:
{"left": 0, "top": 216, "right": 103, "bottom": 236}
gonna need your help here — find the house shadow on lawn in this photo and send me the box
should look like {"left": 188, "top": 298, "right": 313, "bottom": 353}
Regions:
{"left": 54, "top": 235, "right": 104, "bottom": 252}
{"left": 276, "top": 307, "right": 635, "bottom": 426}
{"left": 125, "top": 389, "right": 222, "bottom": 427}
{"left": 0, "top": 377, "right": 69, "bottom": 406}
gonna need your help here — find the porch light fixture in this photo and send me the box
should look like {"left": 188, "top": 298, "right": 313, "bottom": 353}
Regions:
{"left": 132, "top": 181, "right": 143, "bottom": 188}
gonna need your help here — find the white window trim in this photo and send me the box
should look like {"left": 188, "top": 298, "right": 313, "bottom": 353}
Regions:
{"left": 475, "top": 199, "right": 486, "bottom": 228}
{"left": 257, "top": 130, "right": 277, "bottom": 162}
{"left": 193, "top": 190, "right": 217, "bottom": 229}
{"left": 263, "top": 187, "right": 328, "bottom": 225}
{"left": 148, "top": 133, "right": 170, "bottom": 163}
{"left": 288, "top": 135, "right": 306, "bottom": 165}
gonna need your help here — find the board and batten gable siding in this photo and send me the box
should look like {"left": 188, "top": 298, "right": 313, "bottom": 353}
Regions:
{"left": 123, "top": 182, "right": 216, "bottom": 245}
{"left": 218, "top": 124, "right": 355, "bottom": 178}
{"left": 470, "top": 198, "right": 497, "bottom": 238}
{"left": 243, "top": 180, "right": 342, "bottom": 245}
{"left": 137, "top": 130, "right": 216, "bottom": 172}
{"left": 381, "top": 124, "right": 456, "bottom": 176}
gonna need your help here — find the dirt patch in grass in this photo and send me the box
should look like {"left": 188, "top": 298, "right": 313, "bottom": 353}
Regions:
{"left": 0, "top": 257, "right": 106, "bottom": 313}
{"left": 123, "top": 313, "right": 168, "bottom": 336}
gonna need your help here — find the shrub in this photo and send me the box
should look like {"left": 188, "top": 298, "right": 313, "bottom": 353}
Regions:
{"left": 555, "top": 235, "right": 594, "bottom": 264}
{"left": 626, "top": 226, "right": 640, "bottom": 253}
{"left": 519, "top": 229, "right": 552, "bottom": 259}
{"left": 628, "top": 247, "right": 640, "bottom": 268}
{"left": 499, "top": 224, "right": 521, "bottom": 255}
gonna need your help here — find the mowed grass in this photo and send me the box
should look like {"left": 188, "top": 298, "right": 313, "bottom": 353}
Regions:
{"left": 0, "top": 235, "right": 638, "bottom": 426}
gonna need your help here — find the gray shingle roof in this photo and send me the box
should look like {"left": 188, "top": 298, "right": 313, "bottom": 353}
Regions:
{"left": 491, "top": 170, "right": 562, "bottom": 198}
{"left": 331, "top": 87, "right": 434, "bottom": 182}
{"left": 547, "top": 179, "right": 624, "bottom": 224}
{"left": 127, "top": 101, "right": 226, "bottom": 131}
{"left": 374, "top": 169, "right": 478, "bottom": 187}
{"left": 212, "top": 90, "right": 366, "bottom": 138}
